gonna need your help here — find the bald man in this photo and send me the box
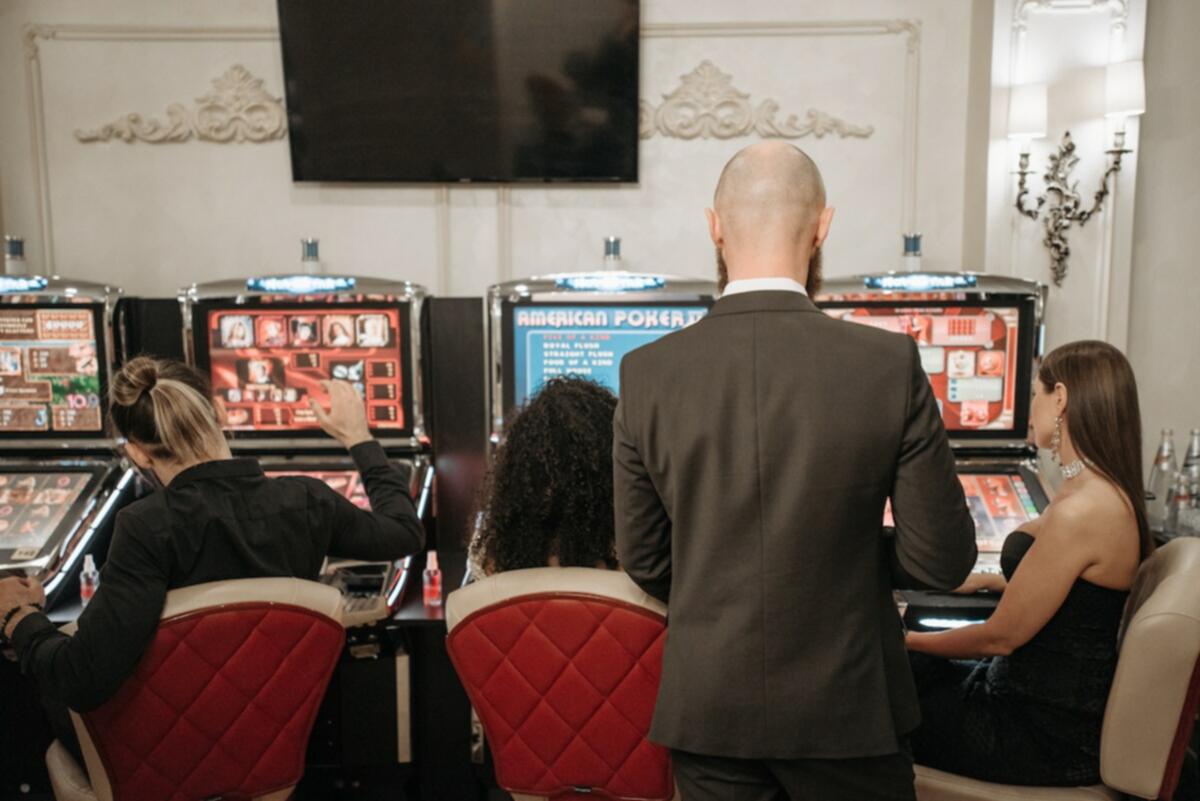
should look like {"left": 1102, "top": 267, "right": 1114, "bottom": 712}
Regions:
{"left": 613, "top": 143, "right": 976, "bottom": 800}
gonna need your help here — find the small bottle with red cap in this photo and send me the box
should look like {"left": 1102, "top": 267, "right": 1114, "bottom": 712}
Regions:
{"left": 423, "top": 550, "right": 442, "bottom": 608}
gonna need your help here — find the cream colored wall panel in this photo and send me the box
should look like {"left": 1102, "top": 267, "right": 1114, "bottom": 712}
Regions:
{"left": 509, "top": 26, "right": 912, "bottom": 282}
{"left": 1, "top": 0, "right": 977, "bottom": 300}
{"left": 30, "top": 32, "right": 440, "bottom": 296}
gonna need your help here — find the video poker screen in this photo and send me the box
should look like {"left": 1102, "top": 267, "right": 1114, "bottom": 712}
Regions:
{"left": 823, "top": 302, "right": 1036, "bottom": 436}
{"left": 0, "top": 470, "right": 99, "bottom": 556}
{"left": 266, "top": 469, "right": 370, "bottom": 509}
{"left": 0, "top": 306, "right": 106, "bottom": 437}
{"left": 197, "top": 303, "right": 413, "bottom": 438}
{"left": 884, "top": 472, "right": 1042, "bottom": 553}
{"left": 504, "top": 302, "right": 710, "bottom": 410}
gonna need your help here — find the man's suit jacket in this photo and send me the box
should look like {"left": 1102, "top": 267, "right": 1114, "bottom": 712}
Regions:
{"left": 614, "top": 290, "right": 977, "bottom": 760}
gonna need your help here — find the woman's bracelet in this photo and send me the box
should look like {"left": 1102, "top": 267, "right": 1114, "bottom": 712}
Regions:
{"left": 0, "top": 603, "right": 42, "bottom": 644}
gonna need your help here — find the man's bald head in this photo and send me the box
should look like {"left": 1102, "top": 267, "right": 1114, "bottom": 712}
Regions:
{"left": 707, "top": 142, "right": 833, "bottom": 292}
{"left": 713, "top": 142, "right": 826, "bottom": 245}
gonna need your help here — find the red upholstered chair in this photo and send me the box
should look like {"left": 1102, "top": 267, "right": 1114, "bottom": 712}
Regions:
{"left": 44, "top": 578, "right": 345, "bottom": 801}
{"left": 446, "top": 567, "right": 677, "bottom": 801}
{"left": 916, "top": 537, "right": 1200, "bottom": 801}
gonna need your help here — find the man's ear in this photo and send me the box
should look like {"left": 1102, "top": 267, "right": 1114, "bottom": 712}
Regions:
{"left": 814, "top": 206, "right": 835, "bottom": 248}
{"left": 705, "top": 207, "right": 723, "bottom": 249}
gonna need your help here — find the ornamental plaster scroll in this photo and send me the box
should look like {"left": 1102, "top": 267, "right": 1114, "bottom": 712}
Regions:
{"left": 639, "top": 61, "right": 873, "bottom": 141}
{"left": 74, "top": 65, "right": 286, "bottom": 144}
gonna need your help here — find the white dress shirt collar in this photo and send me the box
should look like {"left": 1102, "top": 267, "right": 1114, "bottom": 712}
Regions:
{"left": 721, "top": 277, "right": 808, "bottom": 297}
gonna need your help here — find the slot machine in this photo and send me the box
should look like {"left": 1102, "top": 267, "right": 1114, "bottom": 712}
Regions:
{"left": 816, "top": 272, "right": 1051, "bottom": 628}
{"left": 0, "top": 276, "right": 138, "bottom": 613}
{"left": 181, "top": 274, "right": 433, "bottom": 625}
{"left": 487, "top": 271, "right": 718, "bottom": 448}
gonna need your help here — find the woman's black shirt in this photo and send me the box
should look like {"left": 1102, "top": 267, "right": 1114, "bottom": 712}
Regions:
{"left": 10, "top": 441, "right": 423, "bottom": 711}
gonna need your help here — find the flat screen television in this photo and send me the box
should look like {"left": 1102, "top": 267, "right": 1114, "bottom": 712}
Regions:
{"left": 277, "top": 0, "right": 640, "bottom": 183}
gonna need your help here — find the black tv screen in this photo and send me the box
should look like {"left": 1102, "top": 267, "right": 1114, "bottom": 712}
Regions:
{"left": 277, "top": 0, "right": 640, "bottom": 183}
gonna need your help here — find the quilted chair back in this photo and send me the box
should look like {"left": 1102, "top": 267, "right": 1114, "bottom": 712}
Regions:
{"left": 1101, "top": 538, "right": 1200, "bottom": 799}
{"left": 446, "top": 568, "right": 672, "bottom": 801}
{"left": 72, "top": 578, "right": 344, "bottom": 801}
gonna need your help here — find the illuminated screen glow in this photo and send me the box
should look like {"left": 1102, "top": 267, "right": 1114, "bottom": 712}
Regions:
{"left": 0, "top": 308, "right": 103, "bottom": 433}
{"left": 0, "top": 472, "right": 92, "bottom": 551}
{"left": 826, "top": 306, "right": 1020, "bottom": 432}
{"left": 266, "top": 469, "right": 369, "bottom": 509}
{"left": 884, "top": 472, "right": 1040, "bottom": 553}
{"left": 207, "top": 308, "right": 405, "bottom": 432}
{"left": 510, "top": 304, "right": 708, "bottom": 407}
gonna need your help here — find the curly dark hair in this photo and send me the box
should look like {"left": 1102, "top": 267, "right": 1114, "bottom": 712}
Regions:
{"left": 470, "top": 376, "right": 619, "bottom": 575}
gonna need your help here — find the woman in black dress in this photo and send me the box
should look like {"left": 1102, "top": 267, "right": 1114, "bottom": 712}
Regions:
{"left": 906, "top": 340, "right": 1153, "bottom": 786}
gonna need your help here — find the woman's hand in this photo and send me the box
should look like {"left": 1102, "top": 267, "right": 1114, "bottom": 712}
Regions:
{"left": 953, "top": 572, "right": 1007, "bottom": 595}
{"left": 1, "top": 576, "right": 44, "bottom": 638}
{"left": 309, "top": 380, "right": 373, "bottom": 449}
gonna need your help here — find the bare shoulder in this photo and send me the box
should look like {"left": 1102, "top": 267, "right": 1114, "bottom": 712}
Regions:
{"left": 1040, "top": 478, "right": 1139, "bottom": 581}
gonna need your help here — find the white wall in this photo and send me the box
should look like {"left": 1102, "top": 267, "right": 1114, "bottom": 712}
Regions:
{"left": 1128, "top": 0, "right": 1200, "bottom": 468}
{"left": 0, "top": 0, "right": 980, "bottom": 299}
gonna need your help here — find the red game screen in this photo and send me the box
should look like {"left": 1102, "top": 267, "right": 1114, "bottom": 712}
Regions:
{"left": 884, "top": 472, "right": 1040, "bottom": 553}
{"left": 207, "top": 307, "right": 405, "bottom": 433}
{"left": 825, "top": 306, "right": 1020, "bottom": 432}
{"left": 266, "top": 470, "right": 370, "bottom": 509}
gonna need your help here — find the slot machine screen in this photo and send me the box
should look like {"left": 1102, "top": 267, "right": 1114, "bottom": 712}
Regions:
{"left": 0, "top": 471, "right": 97, "bottom": 555}
{"left": 884, "top": 472, "right": 1040, "bottom": 554}
{"left": 0, "top": 306, "right": 106, "bottom": 437}
{"left": 197, "top": 303, "right": 413, "bottom": 438}
{"left": 504, "top": 302, "right": 710, "bottom": 410}
{"left": 265, "top": 469, "right": 369, "bottom": 509}
{"left": 823, "top": 303, "right": 1034, "bottom": 436}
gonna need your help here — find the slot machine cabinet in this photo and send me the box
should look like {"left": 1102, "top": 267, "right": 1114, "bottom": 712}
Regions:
{"left": 0, "top": 277, "right": 138, "bottom": 611}
{"left": 815, "top": 272, "right": 1051, "bottom": 628}
{"left": 487, "top": 271, "right": 718, "bottom": 453}
{"left": 180, "top": 274, "right": 437, "bottom": 791}
{"left": 181, "top": 274, "right": 433, "bottom": 619}
{"left": 0, "top": 277, "right": 139, "bottom": 799}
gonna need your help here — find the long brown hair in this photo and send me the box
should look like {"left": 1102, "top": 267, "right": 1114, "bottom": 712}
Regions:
{"left": 1039, "top": 341, "right": 1153, "bottom": 559}
{"left": 109, "top": 356, "right": 226, "bottom": 464}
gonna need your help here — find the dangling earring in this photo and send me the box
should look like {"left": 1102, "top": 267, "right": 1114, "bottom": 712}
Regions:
{"left": 1052, "top": 414, "right": 1087, "bottom": 480}
{"left": 1050, "top": 416, "right": 1063, "bottom": 464}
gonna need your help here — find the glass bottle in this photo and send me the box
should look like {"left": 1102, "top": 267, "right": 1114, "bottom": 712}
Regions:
{"left": 4, "top": 235, "right": 28, "bottom": 276}
{"left": 1148, "top": 429, "right": 1178, "bottom": 532}
{"left": 80, "top": 554, "right": 99, "bottom": 608}
{"left": 1165, "top": 473, "right": 1194, "bottom": 539}
{"left": 300, "top": 238, "right": 321, "bottom": 275}
{"left": 423, "top": 550, "right": 443, "bottom": 608}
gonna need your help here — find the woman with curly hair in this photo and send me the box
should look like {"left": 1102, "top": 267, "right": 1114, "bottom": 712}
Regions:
{"left": 469, "top": 376, "right": 619, "bottom": 576}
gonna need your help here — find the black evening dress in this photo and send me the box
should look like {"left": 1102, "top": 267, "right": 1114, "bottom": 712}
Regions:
{"left": 909, "top": 530, "right": 1128, "bottom": 786}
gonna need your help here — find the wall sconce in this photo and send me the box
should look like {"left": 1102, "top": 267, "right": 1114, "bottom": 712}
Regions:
{"left": 1010, "top": 61, "right": 1144, "bottom": 287}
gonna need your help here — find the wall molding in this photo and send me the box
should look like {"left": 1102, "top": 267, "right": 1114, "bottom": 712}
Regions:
{"left": 23, "top": 19, "right": 921, "bottom": 287}
{"left": 22, "top": 24, "right": 281, "bottom": 274}
{"left": 75, "top": 65, "right": 286, "bottom": 144}
{"left": 639, "top": 60, "right": 873, "bottom": 141}
{"left": 494, "top": 18, "right": 921, "bottom": 282}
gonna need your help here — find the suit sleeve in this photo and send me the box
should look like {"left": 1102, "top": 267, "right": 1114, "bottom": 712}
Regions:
{"left": 613, "top": 373, "right": 673, "bottom": 603}
{"left": 888, "top": 337, "right": 977, "bottom": 590}
{"left": 326, "top": 440, "right": 425, "bottom": 560}
{"left": 11, "top": 513, "right": 167, "bottom": 711}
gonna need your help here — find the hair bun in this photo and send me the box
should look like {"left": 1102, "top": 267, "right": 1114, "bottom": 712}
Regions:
{"left": 112, "top": 356, "right": 159, "bottom": 406}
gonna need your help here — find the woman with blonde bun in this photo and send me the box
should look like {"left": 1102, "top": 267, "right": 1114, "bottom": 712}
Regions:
{"left": 0, "top": 356, "right": 424, "bottom": 767}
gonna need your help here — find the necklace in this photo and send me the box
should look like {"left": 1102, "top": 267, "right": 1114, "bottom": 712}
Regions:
{"left": 1061, "top": 459, "right": 1086, "bottom": 480}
